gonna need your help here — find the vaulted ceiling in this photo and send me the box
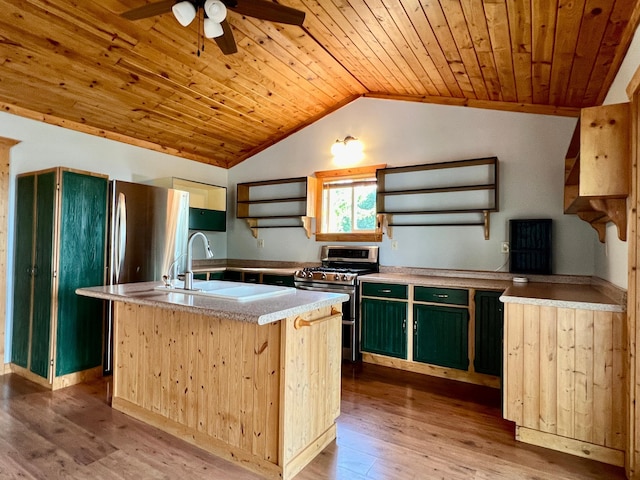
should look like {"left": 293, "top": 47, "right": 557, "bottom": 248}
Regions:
{"left": 1, "top": 0, "right": 639, "bottom": 168}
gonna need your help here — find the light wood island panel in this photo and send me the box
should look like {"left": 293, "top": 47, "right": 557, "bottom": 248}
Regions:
{"left": 503, "top": 302, "right": 627, "bottom": 466}
{"left": 112, "top": 301, "right": 342, "bottom": 480}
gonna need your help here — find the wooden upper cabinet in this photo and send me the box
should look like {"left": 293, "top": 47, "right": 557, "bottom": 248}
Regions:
{"left": 564, "top": 102, "right": 630, "bottom": 242}
{"left": 580, "top": 103, "right": 630, "bottom": 197}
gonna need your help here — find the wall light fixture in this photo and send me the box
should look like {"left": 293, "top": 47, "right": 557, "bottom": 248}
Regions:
{"left": 331, "top": 136, "right": 364, "bottom": 164}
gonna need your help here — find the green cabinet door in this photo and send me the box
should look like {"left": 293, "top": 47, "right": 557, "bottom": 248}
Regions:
{"left": 262, "top": 274, "right": 295, "bottom": 287}
{"left": 413, "top": 304, "right": 469, "bottom": 370}
{"left": 361, "top": 298, "right": 407, "bottom": 359}
{"left": 30, "top": 172, "right": 56, "bottom": 378}
{"left": 189, "top": 208, "right": 226, "bottom": 231}
{"left": 11, "top": 175, "right": 36, "bottom": 369}
{"left": 223, "top": 270, "right": 243, "bottom": 282}
{"left": 55, "top": 171, "right": 107, "bottom": 376}
{"left": 474, "top": 290, "right": 504, "bottom": 376}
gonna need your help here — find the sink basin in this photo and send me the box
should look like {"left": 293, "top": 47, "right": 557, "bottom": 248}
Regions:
{"left": 155, "top": 280, "right": 295, "bottom": 302}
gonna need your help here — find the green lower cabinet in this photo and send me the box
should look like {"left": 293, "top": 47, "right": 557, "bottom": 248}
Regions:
{"left": 193, "top": 273, "right": 208, "bottom": 280}
{"left": 413, "top": 304, "right": 469, "bottom": 370}
{"left": 474, "top": 290, "right": 504, "bottom": 376}
{"left": 361, "top": 298, "right": 408, "bottom": 359}
{"left": 208, "top": 271, "right": 224, "bottom": 280}
{"left": 223, "top": 270, "right": 243, "bottom": 282}
{"left": 262, "top": 274, "right": 294, "bottom": 287}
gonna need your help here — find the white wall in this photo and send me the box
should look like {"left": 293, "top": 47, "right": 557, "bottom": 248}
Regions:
{"left": 1, "top": 112, "right": 229, "bottom": 362}
{"left": 594, "top": 26, "right": 640, "bottom": 288}
{"left": 228, "top": 98, "right": 592, "bottom": 273}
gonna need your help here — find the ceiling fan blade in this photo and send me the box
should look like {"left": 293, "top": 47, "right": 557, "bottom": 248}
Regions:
{"left": 230, "top": 0, "right": 305, "bottom": 26}
{"left": 121, "top": 0, "right": 176, "bottom": 20}
{"left": 214, "top": 19, "right": 238, "bottom": 55}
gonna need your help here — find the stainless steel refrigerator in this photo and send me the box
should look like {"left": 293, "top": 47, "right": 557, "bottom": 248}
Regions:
{"left": 104, "top": 180, "right": 189, "bottom": 373}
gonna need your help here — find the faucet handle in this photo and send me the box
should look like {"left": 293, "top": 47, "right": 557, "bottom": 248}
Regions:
{"left": 162, "top": 274, "right": 170, "bottom": 287}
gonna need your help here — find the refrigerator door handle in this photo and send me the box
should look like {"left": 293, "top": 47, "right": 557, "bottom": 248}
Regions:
{"left": 115, "top": 192, "right": 127, "bottom": 283}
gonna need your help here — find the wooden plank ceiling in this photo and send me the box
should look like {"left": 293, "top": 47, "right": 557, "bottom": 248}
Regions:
{"left": 0, "top": 0, "right": 639, "bottom": 168}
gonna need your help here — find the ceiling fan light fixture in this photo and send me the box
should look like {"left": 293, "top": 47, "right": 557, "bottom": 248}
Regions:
{"left": 172, "top": 1, "right": 197, "bottom": 26}
{"left": 204, "top": 0, "right": 227, "bottom": 23}
{"left": 204, "top": 18, "right": 224, "bottom": 38}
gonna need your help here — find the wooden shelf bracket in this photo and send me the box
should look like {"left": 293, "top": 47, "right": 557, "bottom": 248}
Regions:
{"left": 589, "top": 198, "right": 627, "bottom": 242}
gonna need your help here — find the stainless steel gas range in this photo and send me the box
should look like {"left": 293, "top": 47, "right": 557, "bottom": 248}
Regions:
{"left": 294, "top": 245, "right": 379, "bottom": 362}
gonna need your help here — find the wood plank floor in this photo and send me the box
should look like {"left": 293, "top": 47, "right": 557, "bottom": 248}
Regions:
{"left": 0, "top": 364, "right": 625, "bottom": 479}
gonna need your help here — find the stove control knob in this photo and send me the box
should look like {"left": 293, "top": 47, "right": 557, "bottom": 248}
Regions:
{"left": 321, "top": 273, "right": 327, "bottom": 280}
{"left": 342, "top": 275, "right": 348, "bottom": 281}
{"left": 334, "top": 274, "right": 340, "bottom": 281}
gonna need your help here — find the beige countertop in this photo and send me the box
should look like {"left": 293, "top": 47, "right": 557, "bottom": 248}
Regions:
{"left": 192, "top": 266, "right": 298, "bottom": 275}
{"left": 500, "top": 282, "right": 625, "bottom": 312}
{"left": 361, "top": 272, "right": 625, "bottom": 312}
{"left": 360, "top": 272, "right": 513, "bottom": 291}
{"left": 76, "top": 281, "right": 348, "bottom": 325}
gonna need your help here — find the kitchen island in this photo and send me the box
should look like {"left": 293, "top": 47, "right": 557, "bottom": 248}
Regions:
{"left": 76, "top": 281, "right": 348, "bottom": 480}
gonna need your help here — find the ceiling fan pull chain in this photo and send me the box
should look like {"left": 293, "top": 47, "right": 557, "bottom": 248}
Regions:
{"left": 201, "top": 6, "right": 205, "bottom": 53}
{"left": 196, "top": 7, "right": 202, "bottom": 56}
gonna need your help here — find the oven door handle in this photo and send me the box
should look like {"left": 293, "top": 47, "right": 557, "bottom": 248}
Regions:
{"left": 295, "top": 284, "right": 355, "bottom": 294}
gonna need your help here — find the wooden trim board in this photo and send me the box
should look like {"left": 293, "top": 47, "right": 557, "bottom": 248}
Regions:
{"left": 517, "top": 426, "right": 624, "bottom": 467}
{"left": 8, "top": 363, "right": 103, "bottom": 390}
{"left": 362, "top": 352, "right": 500, "bottom": 389}
{"left": 0, "top": 137, "right": 19, "bottom": 375}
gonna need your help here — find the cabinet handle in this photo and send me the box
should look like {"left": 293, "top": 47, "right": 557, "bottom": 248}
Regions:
{"left": 435, "top": 294, "right": 449, "bottom": 298}
{"left": 413, "top": 319, "right": 417, "bottom": 334}
{"left": 402, "top": 319, "right": 406, "bottom": 333}
{"left": 379, "top": 289, "right": 392, "bottom": 293}
{"left": 32, "top": 265, "right": 38, "bottom": 277}
{"left": 294, "top": 312, "right": 342, "bottom": 330}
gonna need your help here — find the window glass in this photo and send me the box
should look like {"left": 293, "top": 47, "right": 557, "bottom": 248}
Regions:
{"left": 314, "top": 164, "right": 384, "bottom": 242}
{"left": 322, "top": 178, "right": 377, "bottom": 233}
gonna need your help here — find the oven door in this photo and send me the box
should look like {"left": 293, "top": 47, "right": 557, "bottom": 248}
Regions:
{"left": 294, "top": 283, "right": 358, "bottom": 362}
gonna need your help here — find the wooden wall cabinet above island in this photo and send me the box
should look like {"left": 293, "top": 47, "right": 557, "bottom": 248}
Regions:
{"left": 500, "top": 283, "right": 627, "bottom": 467}
{"left": 76, "top": 281, "right": 348, "bottom": 480}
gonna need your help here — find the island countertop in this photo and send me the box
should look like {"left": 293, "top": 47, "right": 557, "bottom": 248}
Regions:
{"left": 76, "top": 281, "right": 348, "bottom": 325}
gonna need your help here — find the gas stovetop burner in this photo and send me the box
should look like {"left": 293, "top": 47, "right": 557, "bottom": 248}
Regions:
{"left": 294, "top": 246, "right": 379, "bottom": 287}
{"left": 294, "top": 267, "right": 360, "bottom": 285}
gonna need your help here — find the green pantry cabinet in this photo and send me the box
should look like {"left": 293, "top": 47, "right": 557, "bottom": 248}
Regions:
{"left": 360, "top": 281, "right": 503, "bottom": 387}
{"left": 11, "top": 168, "right": 107, "bottom": 390}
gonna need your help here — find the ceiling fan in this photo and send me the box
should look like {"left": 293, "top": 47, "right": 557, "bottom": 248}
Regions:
{"left": 121, "top": 0, "right": 306, "bottom": 55}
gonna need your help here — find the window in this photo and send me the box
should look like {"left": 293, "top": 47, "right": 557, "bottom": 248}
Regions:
{"left": 315, "top": 165, "right": 385, "bottom": 242}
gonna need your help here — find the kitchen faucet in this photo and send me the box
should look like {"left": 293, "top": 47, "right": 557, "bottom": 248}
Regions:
{"left": 184, "top": 231, "right": 214, "bottom": 290}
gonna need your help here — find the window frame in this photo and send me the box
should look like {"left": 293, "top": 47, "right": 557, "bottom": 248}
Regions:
{"left": 314, "top": 164, "right": 385, "bottom": 242}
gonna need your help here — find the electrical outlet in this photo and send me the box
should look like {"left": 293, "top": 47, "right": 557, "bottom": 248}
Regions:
{"left": 391, "top": 241, "right": 398, "bottom": 251}
{"left": 257, "top": 239, "right": 264, "bottom": 248}
{"left": 501, "top": 242, "right": 510, "bottom": 253}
